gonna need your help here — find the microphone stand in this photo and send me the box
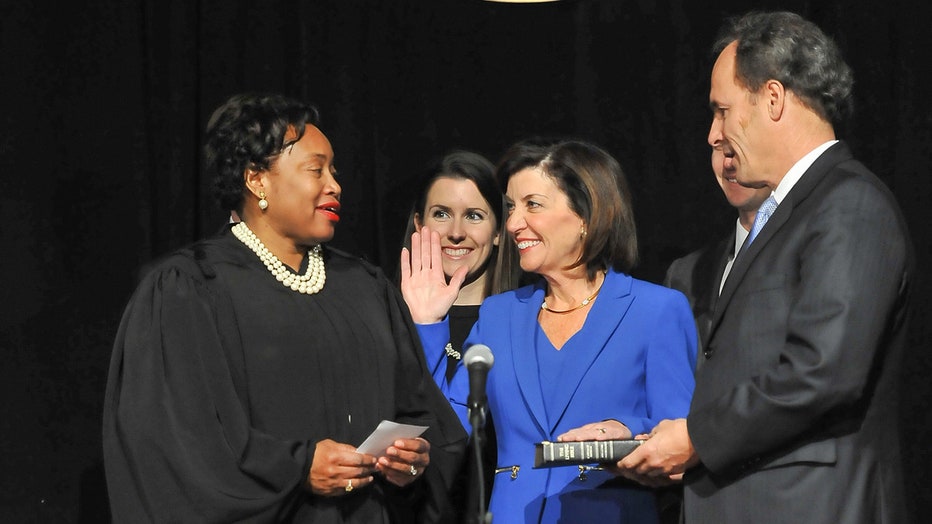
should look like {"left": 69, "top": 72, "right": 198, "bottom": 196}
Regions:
{"left": 468, "top": 402, "right": 493, "bottom": 524}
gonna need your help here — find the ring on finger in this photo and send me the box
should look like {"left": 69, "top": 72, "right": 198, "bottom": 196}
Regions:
{"left": 598, "top": 428, "right": 606, "bottom": 434}
{"left": 345, "top": 479, "right": 354, "bottom": 492}
{"left": 409, "top": 465, "right": 418, "bottom": 476}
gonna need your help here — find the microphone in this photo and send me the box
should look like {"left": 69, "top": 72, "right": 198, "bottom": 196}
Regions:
{"left": 463, "top": 344, "right": 495, "bottom": 523}
{"left": 463, "top": 344, "right": 494, "bottom": 429}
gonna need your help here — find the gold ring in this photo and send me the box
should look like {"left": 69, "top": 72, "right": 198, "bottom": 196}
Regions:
{"left": 598, "top": 428, "right": 606, "bottom": 434}
{"left": 409, "top": 465, "right": 418, "bottom": 476}
{"left": 345, "top": 479, "right": 353, "bottom": 492}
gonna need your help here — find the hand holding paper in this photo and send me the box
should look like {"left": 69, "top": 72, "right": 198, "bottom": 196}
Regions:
{"left": 359, "top": 420, "right": 431, "bottom": 488}
{"left": 356, "top": 420, "right": 428, "bottom": 458}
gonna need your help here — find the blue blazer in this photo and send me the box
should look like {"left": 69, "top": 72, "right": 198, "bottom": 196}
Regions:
{"left": 420, "top": 270, "right": 697, "bottom": 523}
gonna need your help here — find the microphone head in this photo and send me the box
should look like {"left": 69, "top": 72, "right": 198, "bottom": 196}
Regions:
{"left": 463, "top": 344, "right": 494, "bottom": 369}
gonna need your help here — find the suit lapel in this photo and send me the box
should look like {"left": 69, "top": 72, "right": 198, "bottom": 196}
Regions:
{"left": 714, "top": 196, "right": 792, "bottom": 314}
{"left": 510, "top": 282, "right": 550, "bottom": 436}
{"left": 696, "top": 236, "right": 732, "bottom": 353}
{"left": 698, "top": 237, "right": 732, "bottom": 319}
{"left": 709, "top": 142, "right": 853, "bottom": 339}
{"left": 544, "top": 272, "right": 634, "bottom": 433}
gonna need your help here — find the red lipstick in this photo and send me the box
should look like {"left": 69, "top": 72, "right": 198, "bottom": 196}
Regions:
{"left": 317, "top": 201, "right": 341, "bottom": 222}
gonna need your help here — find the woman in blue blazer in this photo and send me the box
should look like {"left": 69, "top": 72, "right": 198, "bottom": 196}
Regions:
{"left": 412, "top": 139, "right": 697, "bottom": 523}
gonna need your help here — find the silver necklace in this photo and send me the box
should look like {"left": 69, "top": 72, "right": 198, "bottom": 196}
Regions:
{"left": 231, "top": 222, "right": 326, "bottom": 294}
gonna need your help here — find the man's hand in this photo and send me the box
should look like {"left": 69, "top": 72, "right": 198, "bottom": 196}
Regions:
{"left": 609, "top": 418, "right": 699, "bottom": 487}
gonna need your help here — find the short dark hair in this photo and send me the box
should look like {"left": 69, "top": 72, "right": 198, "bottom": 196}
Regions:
{"left": 205, "top": 93, "right": 321, "bottom": 213}
{"left": 713, "top": 11, "right": 854, "bottom": 125}
{"left": 497, "top": 138, "right": 638, "bottom": 279}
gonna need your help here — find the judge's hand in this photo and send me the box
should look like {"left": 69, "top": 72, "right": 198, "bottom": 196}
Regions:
{"left": 609, "top": 418, "right": 699, "bottom": 487}
{"left": 308, "top": 439, "right": 377, "bottom": 496}
{"left": 376, "top": 437, "right": 430, "bottom": 488}
{"left": 556, "top": 419, "right": 632, "bottom": 441}
{"left": 400, "top": 226, "right": 467, "bottom": 324}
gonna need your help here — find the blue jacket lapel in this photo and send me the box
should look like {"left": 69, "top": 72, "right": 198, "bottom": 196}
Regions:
{"left": 511, "top": 272, "right": 635, "bottom": 436}
{"left": 545, "top": 271, "right": 634, "bottom": 433}
{"left": 510, "top": 282, "right": 549, "bottom": 437}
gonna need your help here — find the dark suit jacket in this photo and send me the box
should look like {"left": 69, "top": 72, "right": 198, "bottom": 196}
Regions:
{"left": 683, "top": 142, "right": 914, "bottom": 524}
{"left": 664, "top": 235, "right": 732, "bottom": 354}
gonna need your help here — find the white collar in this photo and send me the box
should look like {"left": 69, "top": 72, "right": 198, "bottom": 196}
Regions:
{"left": 772, "top": 140, "right": 838, "bottom": 204}
{"left": 732, "top": 217, "right": 749, "bottom": 259}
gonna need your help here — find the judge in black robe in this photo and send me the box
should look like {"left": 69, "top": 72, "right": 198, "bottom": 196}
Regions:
{"left": 102, "top": 93, "right": 466, "bottom": 523}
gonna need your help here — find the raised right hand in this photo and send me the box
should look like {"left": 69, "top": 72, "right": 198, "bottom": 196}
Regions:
{"left": 399, "top": 226, "right": 467, "bottom": 324}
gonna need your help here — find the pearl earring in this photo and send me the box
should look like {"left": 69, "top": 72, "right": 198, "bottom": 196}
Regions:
{"left": 258, "top": 191, "right": 269, "bottom": 210}
{"left": 580, "top": 227, "right": 587, "bottom": 238}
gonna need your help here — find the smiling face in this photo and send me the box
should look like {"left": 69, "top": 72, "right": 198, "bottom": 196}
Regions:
{"left": 415, "top": 177, "right": 500, "bottom": 281}
{"left": 259, "top": 124, "right": 342, "bottom": 246}
{"left": 505, "top": 167, "right": 586, "bottom": 277}
{"left": 708, "top": 41, "right": 774, "bottom": 190}
{"left": 712, "top": 144, "right": 771, "bottom": 218}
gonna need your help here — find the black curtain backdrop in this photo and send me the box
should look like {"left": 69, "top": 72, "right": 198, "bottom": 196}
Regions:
{"left": 2, "top": 0, "right": 930, "bottom": 521}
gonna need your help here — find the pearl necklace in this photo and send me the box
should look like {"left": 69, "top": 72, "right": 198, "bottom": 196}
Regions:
{"left": 231, "top": 222, "right": 326, "bottom": 295}
{"left": 540, "top": 274, "right": 605, "bottom": 314}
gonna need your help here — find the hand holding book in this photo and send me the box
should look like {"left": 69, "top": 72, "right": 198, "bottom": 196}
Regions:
{"left": 536, "top": 419, "right": 642, "bottom": 468}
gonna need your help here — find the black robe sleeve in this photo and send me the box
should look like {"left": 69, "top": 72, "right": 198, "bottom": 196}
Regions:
{"left": 366, "top": 260, "right": 468, "bottom": 523}
{"left": 102, "top": 254, "right": 312, "bottom": 523}
{"left": 104, "top": 245, "right": 467, "bottom": 523}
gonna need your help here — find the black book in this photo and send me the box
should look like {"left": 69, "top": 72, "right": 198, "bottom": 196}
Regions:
{"left": 533, "top": 439, "right": 643, "bottom": 468}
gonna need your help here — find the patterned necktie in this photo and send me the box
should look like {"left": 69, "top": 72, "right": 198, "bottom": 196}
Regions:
{"left": 746, "top": 195, "right": 778, "bottom": 246}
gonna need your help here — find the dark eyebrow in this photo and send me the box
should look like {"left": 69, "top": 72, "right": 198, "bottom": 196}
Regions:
{"left": 295, "top": 152, "right": 331, "bottom": 165}
{"left": 522, "top": 193, "right": 548, "bottom": 201}
{"left": 300, "top": 152, "right": 329, "bottom": 162}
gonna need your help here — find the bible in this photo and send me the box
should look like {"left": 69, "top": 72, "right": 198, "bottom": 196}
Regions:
{"left": 533, "top": 439, "right": 643, "bottom": 468}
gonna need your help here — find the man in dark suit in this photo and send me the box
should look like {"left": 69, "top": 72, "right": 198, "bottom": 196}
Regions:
{"left": 664, "top": 146, "right": 770, "bottom": 352}
{"left": 615, "top": 11, "right": 914, "bottom": 523}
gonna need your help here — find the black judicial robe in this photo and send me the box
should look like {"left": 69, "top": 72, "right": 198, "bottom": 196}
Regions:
{"left": 103, "top": 227, "right": 466, "bottom": 523}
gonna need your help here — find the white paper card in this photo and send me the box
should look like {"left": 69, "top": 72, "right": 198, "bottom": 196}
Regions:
{"left": 356, "top": 420, "right": 428, "bottom": 458}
